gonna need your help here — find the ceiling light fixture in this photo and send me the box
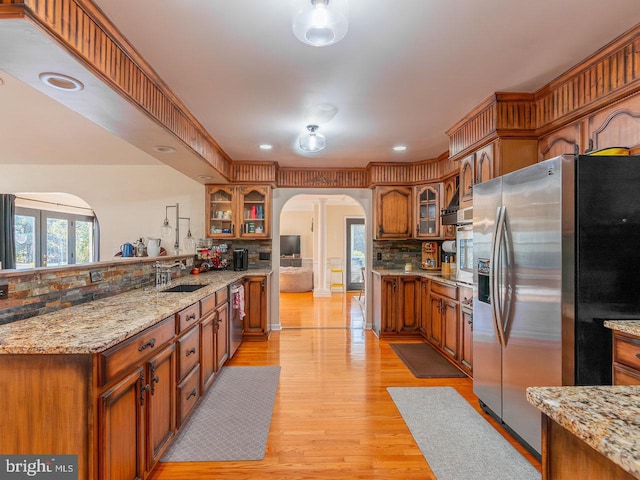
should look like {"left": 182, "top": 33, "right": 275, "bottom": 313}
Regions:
{"left": 299, "top": 125, "right": 326, "bottom": 153}
{"left": 292, "top": 0, "right": 349, "bottom": 47}
{"left": 153, "top": 145, "right": 176, "bottom": 153}
{"left": 39, "top": 72, "right": 84, "bottom": 92}
{"left": 393, "top": 145, "right": 407, "bottom": 152}
{"left": 259, "top": 144, "right": 273, "bottom": 150}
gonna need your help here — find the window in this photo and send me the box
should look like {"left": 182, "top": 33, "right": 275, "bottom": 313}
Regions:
{"left": 15, "top": 207, "right": 97, "bottom": 269}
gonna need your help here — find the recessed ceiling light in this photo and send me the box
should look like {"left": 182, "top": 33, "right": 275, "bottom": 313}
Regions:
{"left": 39, "top": 72, "right": 84, "bottom": 92}
{"left": 393, "top": 145, "right": 407, "bottom": 152}
{"left": 198, "top": 175, "right": 213, "bottom": 180}
{"left": 153, "top": 145, "right": 176, "bottom": 153}
{"left": 259, "top": 144, "right": 273, "bottom": 150}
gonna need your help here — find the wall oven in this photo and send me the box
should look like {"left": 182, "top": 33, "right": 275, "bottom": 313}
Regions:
{"left": 456, "top": 207, "right": 473, "bottom": 286}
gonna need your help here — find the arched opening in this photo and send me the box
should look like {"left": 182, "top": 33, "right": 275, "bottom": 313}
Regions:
{"left": 271, "top": 188, "right": 373, "bottom": 331}
{"left": 12, "top": 192, "right": 99, "bottom": 268}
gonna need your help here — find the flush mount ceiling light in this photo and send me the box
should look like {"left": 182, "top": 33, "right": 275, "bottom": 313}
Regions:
{"left": 39, "top": 72, "right": 84, "bottom": 92}
{"left": 259, "top": 144, "right": 273, "bottom": 150}
{"left": 393, "top": 145, "right": 408, "bottom": 152}
{"left": 299, "top": 125, "right": 326, "bottom": 152}
{"left": 292, "top": 0, "right": 349, "bottom": 47}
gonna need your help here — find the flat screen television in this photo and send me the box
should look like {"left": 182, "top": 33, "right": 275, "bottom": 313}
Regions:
{"left": 280, "top": 235, "right": 301, "bottom": 257}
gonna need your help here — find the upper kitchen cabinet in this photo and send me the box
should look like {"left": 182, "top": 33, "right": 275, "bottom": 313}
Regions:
{"left": 414, "top": 184, "right": 442, "bottom": 239}
{"left": 459, "top": 143, "right": 494, "bottom": 209}
{"left": 206, "top": 185, "right": 271, "bottom": 239}
{"left": 374, "top": 186, "right": 413, "bottom": 240}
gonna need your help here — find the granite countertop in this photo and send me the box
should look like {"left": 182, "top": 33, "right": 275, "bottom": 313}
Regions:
{"left": 604, "top": 320, "right": 640, "bottom": 337}
{"left": 527, "top": 385, "right": 640, "bottom": 479}
{"left": 371, "top": 268, "right": 459, "bottom": 287}
{"left": 0, "top": 269, "right": 270, "bottom": 355}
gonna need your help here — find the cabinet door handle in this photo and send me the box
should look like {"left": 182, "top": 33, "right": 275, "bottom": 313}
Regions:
{"left": 635, "top": 353, "right": 640, "bottom": 360}
{"left": 378, "top": 225, "right": 383, "bottom": 236}
{"left": 149, "top": 363, "right": 159, "bottom": 395}
{"left": 139, "top": 372, "right": 149, "bottom": 406}
{"left": 261, "top": 280, "right": 265, "bottom": 291}
{"left": 186, "top": 347, "right": 197, "bottom": 357}
{"left": 138, "top": 338, "right": 156, "bottom": 352}
{"left": 416, "top": 223, "right": 419, "bottom": 236}
{"left": 186, "top": 388, "right": 197, "bottom": 400}
{"left": 231, "top": 224, "right": 235, "bottom": 235}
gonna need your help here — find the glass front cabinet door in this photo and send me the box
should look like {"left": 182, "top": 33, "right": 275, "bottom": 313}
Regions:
{"left": 415, "top": 184, "right": 441, "bottom": 238}
{"left": 206, "top": 185, "right": 271, "bottom": 239}
{"left": 237, "top": 186, "right": 270, "bottom": 238}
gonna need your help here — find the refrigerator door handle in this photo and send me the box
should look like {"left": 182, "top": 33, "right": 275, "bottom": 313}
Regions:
{"left": 490, "top": 205, "right": 506, "bottom": 348}
{"left": 500, "top": 207, "right": 515, "bottom": 345}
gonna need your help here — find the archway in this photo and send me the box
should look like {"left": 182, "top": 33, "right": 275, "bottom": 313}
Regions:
{"left": 271, "top": 188, "right": 373, "bottom": 331}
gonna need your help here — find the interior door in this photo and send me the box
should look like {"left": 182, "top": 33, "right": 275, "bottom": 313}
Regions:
{"left": 346, "top": 218, "right": 365, "bottom": 291}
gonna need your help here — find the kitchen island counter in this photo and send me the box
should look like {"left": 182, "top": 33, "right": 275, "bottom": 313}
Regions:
{"left": 527, "top": 385, "right": 640, "bottom": 479}
{"left": 0, "top": 269, "right": 270, "bottom": 354}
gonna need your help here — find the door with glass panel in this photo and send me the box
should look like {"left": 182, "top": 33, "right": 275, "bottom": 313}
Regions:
{"left": 346, "top": 218, "right": 365, "bottom": 291}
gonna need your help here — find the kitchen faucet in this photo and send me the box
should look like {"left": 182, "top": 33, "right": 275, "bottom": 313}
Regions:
{"left": 155, "top": 260, "right": 186, "bottom": 288}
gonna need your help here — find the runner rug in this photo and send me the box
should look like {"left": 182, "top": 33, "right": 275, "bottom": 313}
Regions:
{"left": 387, "top": 386, "right": 540, "bottom": 480}
{"left": 161, "top": 365, "right": 281, "bottom": 462}
{"left": 390, "top": 343, "right": 466, "bottom": 378}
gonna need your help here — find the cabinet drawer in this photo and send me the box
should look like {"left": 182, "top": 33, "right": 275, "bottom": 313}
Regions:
{"left": 613, "top": 333, "right": 640, "bottom": 371}
{"left": 200, "top": 293, "right": 216, "bottom": 316}
{"left": 613, "top": 363, "right": 640, "bottom": 385}
{"left": 99, "top": 316, "right": 175, "bottom": 386}
{"left": 431, "top": 281, "right": 457, "bottom": 300}
{"left": 177, "top": 326, "right": 200, "bottom": 381}
{"left": 177, "top": 365, "right": 200, "bottom": 427}
{"left": 177, "top": 303, "right": 200, "bottom": 333}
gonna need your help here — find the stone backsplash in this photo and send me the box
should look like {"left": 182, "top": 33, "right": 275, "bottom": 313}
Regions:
{"left": 373, "top": 239, "right": 441, "bottom": 269}
{"left": 0, "top": 256, "right": 194, "bottom": 325}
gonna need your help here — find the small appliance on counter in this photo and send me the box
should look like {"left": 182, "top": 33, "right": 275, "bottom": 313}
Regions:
{"left": 421, "top": 242, "right": 440, "bottom": 270}
{"left": 233, "top": 248, "right": 249, "bottom": 271}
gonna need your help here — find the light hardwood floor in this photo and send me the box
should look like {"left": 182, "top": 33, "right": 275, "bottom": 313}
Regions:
{"left": 150, "top": 291, "right": 541, "bottom": 479}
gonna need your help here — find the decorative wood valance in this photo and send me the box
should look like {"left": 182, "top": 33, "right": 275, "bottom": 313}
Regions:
{"left": 0, "top": 0, "right": 233, "bottom": 180}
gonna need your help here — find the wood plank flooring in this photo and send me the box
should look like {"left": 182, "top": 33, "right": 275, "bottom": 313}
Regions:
{"left": 150, "top": 291, "right": 542, "bottom": 479}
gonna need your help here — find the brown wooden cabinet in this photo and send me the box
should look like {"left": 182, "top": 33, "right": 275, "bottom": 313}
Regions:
{"left": 374, "top": 186, "right": 413, "bottom": 239}
{"left": 458, "top": 139, "right": 536, "bottom": 209}
{"left": 243, "top": 274, "right": 271, "bottom": 340}
{"left": 215, "top": 299, "right": 230, "bottom": 368}
{"left": 442, "top": 176, "right": 457, "bottom": 240}
{"left": 99, "top": 339, "right": 176, "bottom": 480}
{"left": 99, "top": 367, "right": 145, "bottom": 480}
{"left": 612, "top": 331, "right": 640, "bottom": 385}
{"left": 372, "top": 274, "right": 421, "bottom": 337}
{"left": 206, "top": 185, "right": 271, "bottom": 239}
{"left": 459, "top": 286, "right": 473, "bottom": 376}
{"left": 414, "top": 184, "right": 442, "bottom": 239}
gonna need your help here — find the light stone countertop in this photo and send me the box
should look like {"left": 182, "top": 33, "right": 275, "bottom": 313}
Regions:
{"left": 527, "top": 385, "right": 640, "bottom": 479}
{"left": 604, "top": 320, "right": 640, "bottom": 337}
{"left": 371, "top": 268, "right": 459, "bottom": 287}
{"left": 0, "top": 269, "right": 270, "bottom": 355}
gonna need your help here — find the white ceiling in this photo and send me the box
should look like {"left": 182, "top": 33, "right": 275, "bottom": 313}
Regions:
{"left": 2, "top": 1, "right": 640, "bottom": 173}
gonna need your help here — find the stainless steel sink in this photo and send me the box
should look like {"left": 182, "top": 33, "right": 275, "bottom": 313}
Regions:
{"left": 161, "top": 284, "right": 206, "bottom": 293}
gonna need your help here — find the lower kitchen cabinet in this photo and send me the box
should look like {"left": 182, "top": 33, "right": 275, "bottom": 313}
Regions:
{"left": 427, "top": 282, "right": 458, "bottom": 356}
{"left": 612, "top": 331, "right": 640, "bottom": 385}
{"left": 372, "top": 273, "right": 421, "bottom": 337}
{"left": 200, "top": 287, "right": 230, "bottom": 393}
{"left": 459, "top": 285, "right": 473, "bottom": 376}
{"left": 243, "top": 274, "right": 271, "bottom": 340}
{"left": 99, "top": 341, "right": 176, "bottom": 480}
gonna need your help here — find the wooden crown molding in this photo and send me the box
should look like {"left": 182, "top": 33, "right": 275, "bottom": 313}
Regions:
{"left": 448, "top": 24, "right": 640, "bottom": 158}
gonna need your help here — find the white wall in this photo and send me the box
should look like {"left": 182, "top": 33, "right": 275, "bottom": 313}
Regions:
{"left": 1, "top": 164, "right": 205, "bottom": 259}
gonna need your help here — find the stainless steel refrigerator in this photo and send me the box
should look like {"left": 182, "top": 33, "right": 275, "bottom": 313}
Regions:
{"left": 473, "top": 154, "right": 640, "bottom": 457}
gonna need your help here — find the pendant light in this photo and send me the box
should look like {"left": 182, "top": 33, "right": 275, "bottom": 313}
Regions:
{"left": 299, "top": 125, "right": 326, "bottom": 152}
{"left": 292, "top": 0, "right": 349, "bottom": 47}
